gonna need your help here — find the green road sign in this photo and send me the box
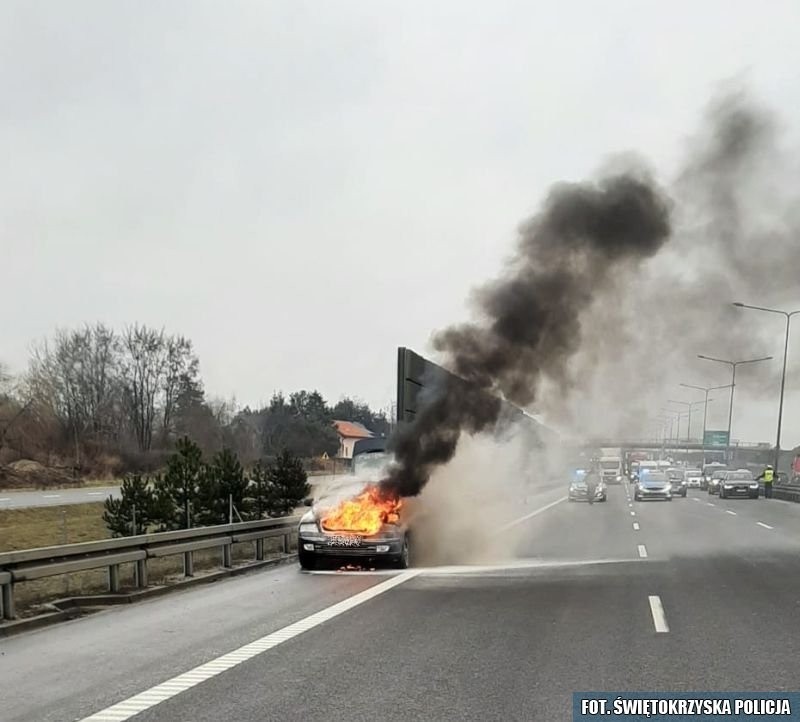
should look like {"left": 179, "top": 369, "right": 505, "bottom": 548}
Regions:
{"left": 704, "top": 430, "right": 730, "bottom": 446}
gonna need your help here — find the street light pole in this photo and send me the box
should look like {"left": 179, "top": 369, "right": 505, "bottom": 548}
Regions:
{"left": 668, "top": 399, "right": 709, "bottom": 463}
{"left": 680, "top": 383, "right": 732, "bottom": 465}
{"left": 697, "top": 354, "right": 773, "bottom": 465}
{"left": 733, "top": 303, "right": 800, "bottom": 472}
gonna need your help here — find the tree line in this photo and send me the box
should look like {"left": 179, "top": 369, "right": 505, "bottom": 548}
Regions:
{"left": 0, "top": 323, "right": 392, "bottom": 477}
{"left": 103, "top": 438, "right": 310, "bottom": 536}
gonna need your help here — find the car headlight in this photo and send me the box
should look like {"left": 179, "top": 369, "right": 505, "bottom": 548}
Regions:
{"left": 299, "top": 523, "right": 319, "bottom": 535}
{"left": 723, "top": 484, "right": 733, "bottom": 489}
{"left": 750, "top": 483, "right": 759, "bottom": 489}
{"left": 616, "top": 475, "right": 622, "bottom": 481}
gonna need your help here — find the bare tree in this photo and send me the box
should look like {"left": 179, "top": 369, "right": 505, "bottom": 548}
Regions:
{"left": 162, "top": 335, "right": 199, "bottom": 442}
{"left": 25, "top": 324, "right": 122, "bottom": 461}
{"left": 120, "top": 324, "right": 167, "bottom": 452}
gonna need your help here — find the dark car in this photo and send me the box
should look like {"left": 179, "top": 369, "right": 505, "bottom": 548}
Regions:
{"left": 707, "top": 469, "right": 729, "bottom": 495}
{"left": 701, "top": 464, "right": 728, "bottom": 491}
{"left": 665, "top": 468, "right": 688, "bottom": 498}
{"left": 634, "top": 471, "right": 672, "bottom": 501}
{"left": 297, "top": 498, "right": 410, "bottom": 571}
{"left": 568, "top": 475, "right": 607, "bottom": 502}
{"left": 719, "top": 470, "right": 759, "bottom": 499}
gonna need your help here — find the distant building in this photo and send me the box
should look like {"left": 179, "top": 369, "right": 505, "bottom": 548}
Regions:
{"left": 333, "top": 420, "right": 373, "bottom": 459}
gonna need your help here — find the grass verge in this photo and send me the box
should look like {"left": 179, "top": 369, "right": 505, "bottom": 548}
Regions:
{"left": 0, "top": 502, "right": 109, "bottom": 553}
{"left": 0, "top": 504, "right": 295, "bottom": 616}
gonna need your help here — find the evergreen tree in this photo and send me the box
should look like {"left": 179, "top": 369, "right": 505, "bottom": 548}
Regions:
{"left": 265, "top": 448, "right": 311, "bottom": 517}
{"left": 153, "top": 436, "right": 204, "bottom": 529}
{"left": 103, "top": 473, "right": 157, "bottom": 537}
{"left": 248, "top": 459, "right": 271, "bottom": 520}
{"left": 197, "top": 447, "right": 248, "bottom": 525}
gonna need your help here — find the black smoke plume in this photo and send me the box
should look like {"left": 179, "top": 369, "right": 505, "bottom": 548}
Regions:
{"left": 382, "top": 172, "right": 672, "bottom": 498}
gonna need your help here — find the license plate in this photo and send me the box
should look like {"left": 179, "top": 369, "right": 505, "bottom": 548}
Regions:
{"left": 327, "top": 535, "right": 362, "bottom": 547}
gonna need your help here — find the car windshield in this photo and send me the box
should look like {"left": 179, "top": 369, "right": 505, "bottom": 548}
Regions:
{"left": 666, "top": 470, "right": 684, "bottom": 480}
{"left": 352, "top": 452, "right": 392, "bottom": 477}
{"left": 726, "top": 472, "right": 754, "bottom": 481}
{"left": 641, "top": 473, "right": 667, "bottom": 485}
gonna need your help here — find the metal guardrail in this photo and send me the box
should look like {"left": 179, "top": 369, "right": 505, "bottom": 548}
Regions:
{"left": 773, "top": 483, "right": 800, "bottom": 503}
{"left": 0, "top": 515, "right": 300, "bottom": 621}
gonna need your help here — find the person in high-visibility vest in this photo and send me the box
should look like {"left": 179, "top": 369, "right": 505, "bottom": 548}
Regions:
{"left": 757, "top": 464, "right": 775, "bottom": 498}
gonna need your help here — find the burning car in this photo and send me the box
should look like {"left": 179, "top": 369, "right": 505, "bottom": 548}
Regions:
{"left": 297, "top": 484, "right": 411, "bottom": 571}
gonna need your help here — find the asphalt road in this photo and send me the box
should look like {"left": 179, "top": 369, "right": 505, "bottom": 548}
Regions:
{"left": 0, "top": 474, "right": 342, "bottom": 510}
{"left": 0, "top": 486, "right": 121, "bottom": 509}
{"left": 3, "top": 483, "right": 800, "bottom": 721}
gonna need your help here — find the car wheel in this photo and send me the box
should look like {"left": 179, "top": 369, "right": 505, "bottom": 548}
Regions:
{"left": 667, "top": 497, "right": 672, "bottom": 502}
{"left": 298, "top": 550, "right": 316, "bottom": 571}
{"left": 395, "top": 536, "right": 411, "bottom": 569}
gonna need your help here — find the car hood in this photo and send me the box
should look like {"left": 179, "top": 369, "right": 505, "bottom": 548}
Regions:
{"left": 299, "top": 507, "right": 407, "bottom": 536}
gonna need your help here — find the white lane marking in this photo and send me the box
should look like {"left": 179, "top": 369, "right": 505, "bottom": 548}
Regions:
{"left": 0, "top": 497, "right": 10, "bottom": 502}
{"left": 757, "top": 522, "right": 774, "bottom": 530}
{"left": 79, "top": 570, "right": 420, "bottom": 721}
{"left": 421, "top": 558, "right": 640, "bottom": 575}
{"left": 43, "top": 494, "right": 61, "bottom": 498}
{"left": 86, "top": 492, "right": 104, "bottom": 496}
{"left": 633, "top": 522, "right": 640, "bottom": 530}
{"left": 637, "top": 544, "right": 648, "bottom": 558}
{"left": 630, "top": 511, "right": 635, "bottom": 516}
{"left": 707, "top": 502, "right": 715, "bottom": 507}
{"left": 648, "top": 595, "right": 669, "bottom": 633}
{"left": 692, "top": 497, "right": 700, "bottom": 502}
{"left": 726, "top": 510, "right": 737, "bottom": 516}
{"left": 628, "top": 503, "right": 633, "bottom": 507}
{"left": 495, "top": 495, "right": 567, "bottom": 533}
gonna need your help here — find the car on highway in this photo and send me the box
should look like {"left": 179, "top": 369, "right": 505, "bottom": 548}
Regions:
{"left": 707, "top": 468, "right": 729, "bottom": 495}
{"left": 297, "top": 502, "right": 411, "bottom": 571}
{"left": 718, "top": 469, "right": 759, "bottom": 499}
{"left": 568, "top": 474, "right": 607, "bottom": 502}
{"left": 633, "top": 471, "right": 672, "bottom": 501}
{"left": 702, "top": 462, "right": 727, "bottom": 491}
{"left": 665, "top": 468, "right": 688, "bottom": 497}
{"left": 685, "top": 468, "right": 703, "bottom": 488}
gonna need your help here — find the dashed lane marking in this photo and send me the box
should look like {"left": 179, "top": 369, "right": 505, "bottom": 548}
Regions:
{"left": 707, "top": 502, "right": 715, "bottom": 507}
{"left": 630, "top": 511, "right": 636, "bottom": 516}
{"left": 633, "top": 522, "right": 640, "bottom": 530}
{"left": 726, "top": 510, "right": 737, "bottom": 516}
{"left": 42, "top": 494, "right": 61, "bottom": 498}
{"left": 638, "top": 544, "right": 648, "bottom": 558}
{"left": 757, "top": 522, "right": 774, "bottom": 530}
{"left": 648, "top": 595, "right": 669, "bottom": 633}
{"left": 79, "top": 570, "right": 420, "bottom": 721}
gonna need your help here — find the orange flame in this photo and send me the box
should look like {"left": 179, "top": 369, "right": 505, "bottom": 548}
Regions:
{"left": 320, "top": 485, "right": 403, "bottom": 536}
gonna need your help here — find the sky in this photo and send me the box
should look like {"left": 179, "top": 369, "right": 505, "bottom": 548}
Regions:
{"left": 2, "top": 1, "right": 799, "bottom": 444}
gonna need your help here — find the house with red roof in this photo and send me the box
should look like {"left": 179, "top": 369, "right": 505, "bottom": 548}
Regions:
{"left": 333, "top": 420, "right": 373, "bottom": 459}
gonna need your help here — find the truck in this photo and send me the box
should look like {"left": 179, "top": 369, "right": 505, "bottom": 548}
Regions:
{"left": 598, "top": 447, "right": 624, "bottom": 484}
